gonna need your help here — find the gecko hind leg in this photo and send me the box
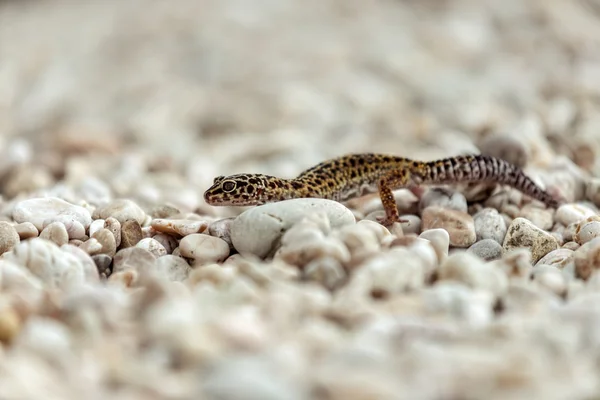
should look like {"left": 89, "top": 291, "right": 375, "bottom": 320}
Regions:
{"left": 376, "top": 169, "right": 413, "bottom": 227}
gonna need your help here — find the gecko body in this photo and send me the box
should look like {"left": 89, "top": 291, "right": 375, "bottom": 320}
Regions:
{"left": 204, "top": 153, "right": 561, "bottom": 226}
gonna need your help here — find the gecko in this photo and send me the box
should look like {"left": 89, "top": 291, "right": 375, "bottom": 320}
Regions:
{"left": 203, "top": 153, "right": 562, "bottom": 226}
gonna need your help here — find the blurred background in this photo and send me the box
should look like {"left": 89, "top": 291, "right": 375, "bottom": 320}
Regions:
{"left": 0, "top": 0, "right": 597, "bottom": 213}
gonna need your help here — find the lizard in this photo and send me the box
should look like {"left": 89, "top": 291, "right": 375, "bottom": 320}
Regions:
{"left": 203, "top": 153, "right": 562, "bottom": 226}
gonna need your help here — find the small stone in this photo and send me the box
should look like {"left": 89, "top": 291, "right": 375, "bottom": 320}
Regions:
{"left": 535, "top": 248, "right": 574, "bottom": 270}
{"left": 0, "top": 222, "right": 20, "bottom": 255}
{"left": 79, "top": 238, "right": 103, "bottom": 255}
{"left": 438, "top": 252, "right": 507, "bottom": 297}
{"left": 419, "top": 228, "right": 449, "bottom": 264}
{"left": 575, "top": 220, "right": 600, "bottom": 245}
{"left": 112, "top": 247, "right": 156, "bottom": 274}
{"left": 3, "top": 238, "right": 86, "bottom": 289}
{"left": 421, "top": 206, "right": 476, "bottom": 247}
{"left": 14, "top": 222, "right": 38, "bottom": 239}
{"left": 399, "top": 215, "right": 421, "bottom": 235}
{"left": 208, "top": 218, "right": 235, "bottom": 249}
{"left": 60, "top": 244, "right": 100, "bottom": 282}
{"left": 88, "top": 219, "right": 106, "bottom": 238}
{"left": 92, "top": 254, "right": 112, "bottom": 276}
{"left": 555, "top": 203, "right": 597, "bottom": 226}
{"left": 105, "top": 217, "right": 121, "bottom": 247}
{"left": 585, "top": 178, "right": 600, "bottom": 207}
{"left": 231, "top": 198, "right": 355, "bottom": 258}
{"left": 503, "top": 217, "right": 559, "bottom": 263}
{"left": 136, "top": 238, "right": 167, "bottom": 258}
{"left": 467, "top": 239, "right": 503, "bottom": 261}
{"left": 151, "top": 218, "right": 209, "bottom": 236}
{"left": 0, "top": 306, "right": 20, "bottom": 344}
{"left": 91, "top": 228, "right": 117, "bottom": 257}
{"left": 149, "top": 204, "right": 181, "bottom": 219}
{"left": 39, "top": 222, "right": 69, "bottom": 246}
{"left": 473, "top": 208, "right": 507, "bottom": 244}
{"left": 93, "top": 199, "right": 145, "bottom": 225}
{"left": 13, "top": 197, "right": 92, "bottom": 231}
{"left": 424, "top": 282, "right": 495, "bottom": 325}
{"left": 120, "top": 220, "right": 143, "bottom": 248}
{"left": 155, "top": 255, "right": 191, "bottom": 281}
{"left": 518, "top": 204, "right": 553, "bottom": 231}
{"left": 152, "top": 233, "right": 178, "bottom": 254}
{"left": 531, "top": 265, "right": 567, "bottom": 296}
{"left": 303, "top": 257, "right": 346, "bottom": 290}
{"left": 419, "top": 188, "right": 468, "bottom": 213}
{"left": 179, "top": 234, "right": 230, "bottom": 265}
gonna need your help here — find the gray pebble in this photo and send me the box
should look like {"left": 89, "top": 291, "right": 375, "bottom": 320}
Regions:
{"left": 92, "top": 254, "right": 112, "bottom": 276}
{"left": 468, "top": 239, "right": 503, "bottom": 261}
{"left": 473, "top": 208, "right": 507, "bottom": 244}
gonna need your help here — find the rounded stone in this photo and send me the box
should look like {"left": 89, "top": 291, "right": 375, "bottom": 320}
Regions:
{"left": 208, "top": 218, "right": 235, "bottom": 249}
{"left": 575, "top": 220, "right": 600, "bottom": 245}
{"left": 179, "top": 234, "right": 230, "bottom": 265}
{"left": 91, "top": 228, "right": 117, "bottom": 257}
{"left": 231, "top": 198, "right": 355, "bottom": 258}
{"left": 136, "top": 237, "right": 167, "bottom": 258}
{"left": 13, "top": 197, "right": 92, "bottom": 231}
{"left": 419, "top": 188, "right": 468, "bottom": 213}
{"left": 14, "top": 222, "right": 38, "bottom": 240}
{"left": 503, "top": 217, "right": 559, "bottom": 263}
{"left": 421, "top": 206, "right": 476, "bottom": 248}
{"left": 535, "top": 248, "right": 574, "bottom": 270}
{"left": 419, "top": 228, "right": 449, "bottom": 264}
{"left": 155, "top": 255, "right": 192, "bottom": 281}
{"left": 151, "top": 218, "right": 209, "bottom": 236}
{"left": 0, "top": 222, "right": 20, "bottom": 255}
{"left": 467, "top": 239, "right": 503, "bottom": 261}
{"left": 93, "top": 199, "right": 146, "bottom": 225}
{"left": 473, "top": 208, "right": 507, "bottom": 244}
{"left": 112, "top": 247, "right": 156, "bottom": 274}
{"left": 39, "top": 222, "right": 69, "bottom": 247}
{"left": 92, "top": 253, "right": 113, "bottom": 276}
{"left": 518, "top": 205, "right": 554, "bottom": 231}
{"left": 555, "top": 204, "right": 597, "bottom": 226}
{"left": 120, "top": 220, "right": 143, "bottom": 248}
{"left": 105, "top": 217, "right": 122, "bottom": 248}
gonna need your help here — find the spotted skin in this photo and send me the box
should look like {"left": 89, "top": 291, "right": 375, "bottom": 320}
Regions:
{"left": 204, "top": 153, "right": 562, "bottom": 226}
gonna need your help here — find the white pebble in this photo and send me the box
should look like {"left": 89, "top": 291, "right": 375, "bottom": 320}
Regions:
{"left": 151, "top": 218, "right": 209, "bottom": 236}
{"left": 136, "top": 237, "right": 167, "bottom": 258}
{"left": 179, "top": 234, "right": 230, "bottom": 265}
{"left": 555, "top": 203, "right": 597, "bottom": 226}
{"left": 13, "top": 197, "right": 92, "bottom": 231}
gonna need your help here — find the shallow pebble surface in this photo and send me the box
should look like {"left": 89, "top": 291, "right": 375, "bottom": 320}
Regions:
{"left": 5, "top": 1, "right": 600, "bottom": 399}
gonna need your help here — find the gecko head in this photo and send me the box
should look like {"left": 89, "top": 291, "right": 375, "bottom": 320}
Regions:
{"left": 203, "top": 173, "right": 279, "bottom": 206}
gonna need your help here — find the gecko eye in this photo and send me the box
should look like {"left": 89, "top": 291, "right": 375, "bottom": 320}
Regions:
{"left": 221, "top": 180, "right": 236, "bottom": 192}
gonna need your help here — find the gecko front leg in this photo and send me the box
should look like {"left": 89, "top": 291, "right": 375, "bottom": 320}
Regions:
{"left": 376, "top": 168, "right": 414, "bottom": 227}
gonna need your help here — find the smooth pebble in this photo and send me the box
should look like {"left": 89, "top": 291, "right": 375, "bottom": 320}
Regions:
{"left": 120, "top": 220, "right": 143, "bottom": 248}
{"left": 13, "top": 197, "right": 92, "bottom": 231}
{"left": 136, "top": 237, "right": 167, "bottom": 258}
{"left": 473, "top": 208, "right": 507, "bottom": 244}
{"left": 0, "top": 222, "right": 20, "bottom": 255}
{"left": 179, "top": 234, "right": 230, "bottom": 265}
{"left": 93, "top": 199, "right": 146, "bottom": 225}
{"left": 503, "top": 217, "right": 558, "bottom": 263}
{"left": 421, "top": 206, "right": 476, "bottom": 248}
{"left": 467, "top": 239, "right": 503, "bottom": 261}
{"left": 39, "top": 222, "right": 69, "bottom": 246}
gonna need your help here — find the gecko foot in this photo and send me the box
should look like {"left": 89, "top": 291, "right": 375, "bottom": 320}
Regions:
{"left": 376, "top": 215, "right": 410, "bottom": 227}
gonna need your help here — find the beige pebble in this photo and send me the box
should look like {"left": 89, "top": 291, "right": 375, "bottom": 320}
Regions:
{"left": 303, "top": 257, "right": 346, "bottom": 290}
{"left": 438, "top": 252, "right": 508, "bottom": 297}
{"left": 421, "top": 206, "right": 476, "bottom": 247}
{"left": 535, "top": 248, "right": 574, "bottom": 270}
{"left": 208, "top": 218, "right": 234, "bottom": 249}
{"left": 531, "top": 265, "right": 567, "bottom": 296}
{"left": 231, "top": 199, "right": 355, "bottom": 258}
{"left": 151, "top": 218, "right": 209, "bottom": 236}
{"left": 61, "top": 244, "right": 100, "bottom": 283}
{"left": 93, "top": 199, "right": 146, "bottom": 224}
{"left": 39, "top": 222, "right": 69, "bottom": 246}
{"left": 120, "top": 220, "right": 143, "bottom": 248}
{"left": 555, "top": 203, "right": 597, "bottom": 226}
{"left": 503, "top": 217, "right": 558, "bottom": 263}
{"left": 14, "top": 222, "right": 38, "bottom": 240}
{"left": 91, "top": 228, "right": 117, "bottom": 257}
{"left": 155, "top": 255, "right": 191, "bottom": 281}
{"left": 105, "top": 217, "right": 121, "bottom": 247}
{"left": 45, "top": 218, "right": 86, "bottom": 240}
{"left": 136, "top": 237, "right": 167, "bottom": 258}
{"left": 0, "top": 306, "right": 21, "bottom": 344}
{"left": 0, "top": 222, "right": 20, "bottom": 255}
{"left": 149, "top": 204, "right": 181, "bottom": 219}
{"left": 179, "top": 234, "right": 230, "bottom": 265}
{"left": 419, "top": 188, "right": 468, "bottom": 213}
{"left": 332, "top": 223, "right": 380, "bottom": 264}
{"left": 356, "top": 219, "right": 392, "bottom": 243}
{"left": 518, "top": 204, "right": 554, "bottom": 231}
{"left": 152, "top": 233, "right": 178, "bottom": 254}
{"left": 3, "top": 238, "right": 86, "bottom": 290}
{"left": 112, "top": 247, "right": 156, "bottom": 274}
{"left": 399, "top": 215, "right": 421, "bottom": 235}
{"left": 88, "top": 219, "right": 106, "bottom": 238}
{"left": 12, "top": 197, "right": 92, "bottom": 231}
{"left": 424, "top": 282, "right": 495, "bottom": 325}
{"left": 419, "top": 228, "right": 449, "bottom": 265}
{"left": 575, "top": 220, "right": 600, "bottom": 245}
{"left": 573, "top": 237, "right": 600, "bottom": 280}
{"left": 79, "top": 238, "right": 103, "bottom": 255}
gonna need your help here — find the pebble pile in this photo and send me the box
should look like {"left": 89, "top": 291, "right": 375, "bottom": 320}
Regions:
{"left": 3, "top": 0, "right": 600, "bottom": 399}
